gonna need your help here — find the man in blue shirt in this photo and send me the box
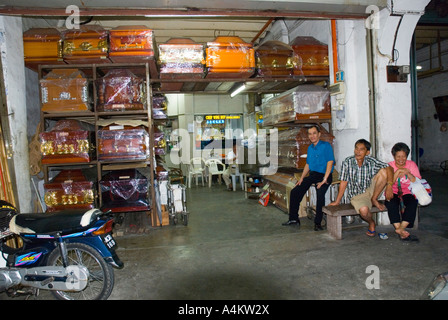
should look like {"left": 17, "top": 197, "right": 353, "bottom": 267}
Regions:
{"left": 282, "top": 125, "right": 335, "bottom": 231}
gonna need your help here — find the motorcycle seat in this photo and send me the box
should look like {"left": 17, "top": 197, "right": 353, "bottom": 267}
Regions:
{"left": 9, "top": 209, "right": 101, "bottom": 234}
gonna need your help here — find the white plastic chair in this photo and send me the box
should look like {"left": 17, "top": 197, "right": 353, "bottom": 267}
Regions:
{"left": 187, "top": 157, "right": 206, "bottom": 188}
{"left": 205, "top": 159, "right": 226, "bottom": 188}
{"left": 230, "top": 164, "right": 244, "bottom": 191}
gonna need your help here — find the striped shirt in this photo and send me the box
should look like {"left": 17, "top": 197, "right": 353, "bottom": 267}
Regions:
{"left": 339, "top": 155, "right": 388, "bottom": 200}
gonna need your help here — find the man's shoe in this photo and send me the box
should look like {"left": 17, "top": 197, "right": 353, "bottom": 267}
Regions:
{"left": 282, "top": 220, "right": 299, "bottom": 226}
{"left": 314, "top": 224, "right": 323, "bottom": 231}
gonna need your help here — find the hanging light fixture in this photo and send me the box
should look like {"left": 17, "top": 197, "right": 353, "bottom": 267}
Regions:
{"left": 230, "top": 83, "right": 246, "bottom": 98}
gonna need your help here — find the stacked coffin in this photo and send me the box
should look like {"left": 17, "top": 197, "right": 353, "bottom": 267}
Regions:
{"left": 255, "top": 40, "right": 296, "bottom": 77}
{"left": 109, "top": 25, "right": 156, "bottom": 63}
{"left": 40, "top": 68, "right": 90, "bottom": 113}
{"left": 152, "top": 94, "right": 168, "bottom": 120}
{"left": 44, "top": 169, "right": 95, "bottom": 213}
{"left": 262, "top": 85, "right": 331, "bottom": 126}
{"left": 97, "top": 124, "right": 149, "bottom": 161}
{"left": 62, "top": 25, "right": 110, "bottom": 64}
{"left": 276, "top": 127, "right": 335, "bottom": 170}
{"left": 96, "top": 69, "right": 146, "bottom": 112}
{"left": 100, "top": 169, "right": 150, "bottom": 213}
{"left": 290, "top": 36, "right": 329, "bottom": 77}
{"left": 40, "top": 119, "right": 93, "bottom": 164}
{"left": 205, "top": 36, "right": 255, "bottom": 78}
{"left": 23, "top": 28, "right": 65, "bottom": 71}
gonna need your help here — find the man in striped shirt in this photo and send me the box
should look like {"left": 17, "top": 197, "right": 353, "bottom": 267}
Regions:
{"left": 329, "top": 139, "right": 394, "bottom": 237}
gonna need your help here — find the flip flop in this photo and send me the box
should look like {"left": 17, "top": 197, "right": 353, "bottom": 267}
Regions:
{"left": 366, "top": 229, "right": 376, "bottom": 237}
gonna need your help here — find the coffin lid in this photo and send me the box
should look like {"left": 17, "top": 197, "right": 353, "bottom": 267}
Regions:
{"left": 63, "top": 25, "right": 108, "bottom": 37}
{"left": 23, "top": 27, "right": 61, "bottom": 40}
{"left": 255, "top": 40, "right": 293, "bottom": 53}
{"left": 42, "top": 68, "right": 86, "bottom": 80}
{"left": 111, "top": 25, "right": 153, "bottom": 31}
{"left": 207, "top": 36, "right": 252, "bottom": 48}
{"left": 290, "top": 36, "right": 327, "bottom": 48}
{"left": 159, "top": 37, "right": 203, "bottom": 48}
{"left": 47, "top": 169, "right": 90, "bottom": 183}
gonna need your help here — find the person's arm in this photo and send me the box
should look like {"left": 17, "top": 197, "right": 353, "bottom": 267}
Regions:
{"left": 316, "top": 160, "right": 334, "bottom": 189}
{"left": 329, "top": 180, "right": 348, "bottom": 205}
{"left": 385, "top": 165, "right": 394, "bottom": 201}
{"left": 297, "top": 163, "right": 310, "bottom": 185}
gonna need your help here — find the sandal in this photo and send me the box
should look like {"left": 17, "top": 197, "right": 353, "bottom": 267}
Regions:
{"left": 366, "top": 229, "right": 376, "bottom": 237}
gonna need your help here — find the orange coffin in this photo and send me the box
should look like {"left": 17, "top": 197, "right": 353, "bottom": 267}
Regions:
{"left": 40, "top": 120, "right": 93, "bottom": 164}
{"left": 290, "top": 36, "right": 329, "bottom": 77}
{"left": 205, "top": 36, "right": 255, "bottom": 78}
{"left": 23, "top": 28, "right": 65, "bottom": 71}
{"left": 40, "top": 68, "right": 90, "bottom": 113}
{"left": 62, "top": 25, "right": 110, "bottom": 64}
{"left": 109, "top": 25, "right": 156, "bottom": 62}
{"left": 44, "top": 169, "right": 95, "bottom": 213}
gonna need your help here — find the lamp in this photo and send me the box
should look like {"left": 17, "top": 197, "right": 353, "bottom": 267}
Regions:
{"left": 230, "top": 83, "right": 246, "bottom": 98}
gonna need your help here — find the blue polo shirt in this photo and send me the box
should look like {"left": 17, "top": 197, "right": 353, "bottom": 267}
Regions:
{"left": 306, "top": 140, "right": 335, "bottom": 174}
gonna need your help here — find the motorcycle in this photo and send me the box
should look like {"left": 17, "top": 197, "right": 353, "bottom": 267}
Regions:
{"left": 0, "top": 200, "right": 123, "bottom": 300}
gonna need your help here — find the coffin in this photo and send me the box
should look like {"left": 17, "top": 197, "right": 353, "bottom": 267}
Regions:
{"left": 23, "top": 28, "right": 65, "bottom": 71}
{"left": 152, "top": 94, "right": 167, "bottom": 119}
{"left": 290, "top": 36, "right": 329, "bottom": 77}
{"left": 109, "top": 25, "right": 156, "bottom": 62}
{"left": 44, "top": 169, "right": 95, "bottom": 213}
{"left": 97, "top": 125, "right": 149, "bottom": 161}
{"left": 154, "top": 128, "right": 166, "bottom": 155}
{"left": 62, "top": 25, "right": 110, "bottom": 64}
{"left": 159, "top": 38, "right": 205, "bottom": 77}
{"left": 205, "top": 36, "right": 255, "bottom": 78}
{"left": 96, "top": 69, "right": 145, "bottom": 112}
{"left": 263, "top": 172, "right": 296, "bottom": 213}
{"left": 40, "top": 68, "right": 90, "bottom": 113}
{"left": 275, "top": 127, "right": 334, "bottom": 169}
{"left": 100, "top": 169, "right": 150, "bottom": 213}
{"left": 261, "top": 85, "right": 331, "bottom": 126}
{"left": 40, "top": 120, "right": 93, "bottom": 164}
{"left": 255, "top": 40, "right": 295, "bottom": 77}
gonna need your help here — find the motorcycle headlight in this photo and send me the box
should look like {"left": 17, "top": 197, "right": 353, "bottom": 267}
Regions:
{"left": 422, "top": 272, "right": 448, "bottom": 300}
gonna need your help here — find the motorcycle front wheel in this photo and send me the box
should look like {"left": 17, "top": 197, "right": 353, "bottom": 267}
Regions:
{"left": 47, "top": 242, "right": 115, "bottom": 300}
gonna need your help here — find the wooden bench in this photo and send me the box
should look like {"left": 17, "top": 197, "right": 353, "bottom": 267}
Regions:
{"left": 322, "top": 202, "right": 419, "bottom": 240}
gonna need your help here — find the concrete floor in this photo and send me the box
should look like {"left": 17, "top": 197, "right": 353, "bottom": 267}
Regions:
{"left": 1, "top": 170, "right": 447, "bottom": 301}
{"left": 108, "top": 170, "right": 448, "bottom": 300}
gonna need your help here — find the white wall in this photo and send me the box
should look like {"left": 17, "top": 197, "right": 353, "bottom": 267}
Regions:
{"left": 0, "top": 16, "right": 32, "bottom": 212}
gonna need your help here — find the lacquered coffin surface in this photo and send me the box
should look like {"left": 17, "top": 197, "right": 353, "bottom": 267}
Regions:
{"left": 40, "top": 120, "right": 93, "bottom": 164}
{"left": 159, "top": 38, "right": 205, "bottom": 77}
{"left": 100, "top": 169, "right": 150, "bottom": 213}
{"left": 44, "top": 169, "right": 95, "bottom": 213}
{"left": 262, "top": 85, "right": 331, "bottom": 126}
{"left": 23, "top": 28, "right": 65, "bottom": 71}
{"left": 97, "top": 125, "right": 149, "bottom": 161}
{"left": 96, "top": 69, "right": 145, "bottom": 112}
{"left": 290, "top": 36, "right": 329, "bottom": 76}
{"left": 152, "top": 94, "right": 167, "bottom": 119}
{"left": 62, "top": 25, "right": 110, "bottom": 64}
{"left": 255, "top": 40, "right": 295, "bottom": 77}
{"left": 109, "top": 25, "right": 156, "bottom": 63}
{"left": 205, "top": 36, "right": 255, "bottom": 78}
{"left": 40, "top": 68, "right": 90, "bottom": 113}
{"left": 276, "top": 127, "right": 334, "bottom": 169}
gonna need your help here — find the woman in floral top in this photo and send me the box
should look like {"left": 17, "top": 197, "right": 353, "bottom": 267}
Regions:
{"left": 385, "top": 142, "right": 421, "bottom": 242}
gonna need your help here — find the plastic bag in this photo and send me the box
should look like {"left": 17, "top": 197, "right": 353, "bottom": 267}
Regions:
{"left": 409, "top": 178, "right": 432, "bottom": 206}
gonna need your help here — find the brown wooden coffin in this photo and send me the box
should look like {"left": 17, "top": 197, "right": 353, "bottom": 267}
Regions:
{"left": 109, "top": 25, "right": 156, "bottom": 62}
{"left": 261, "top": 85, "right": 331, "bottom": 125}
{"left": 205, "top": 36, "right": 255, "bottom": 78}
{"left": 290, "top": 36, "right": 329, "bottom": 76}
{"left": 23, "top": 28, "right": 65, "bottom": 71}
{"left": 40, "top": 120, "right": 93, "bottom": 164}
{"left": 44, "top": 169, "right": 95, "bottom": 213}
{"left": 100, "top": 169, "right": 150, "bottom": 213}
{"left": 152, "top": 94, "right": 167, "bottom": 119}
{"left": 62, "top": 25, "right": 110, "bottom": 64}
{"left": 97, "top": 125, "right": 149, "bottom": 161}
{"left": 255, "top": 40, "right": 295, "bottom": 77}
{"left": 96, "top": 69, "right": 145, "bottom": 112}
{"left": 40, "top": 68, "right": 90, "bottom": 113}
{"left": 275, "top": 127, "right": 334, "bottom": 169}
